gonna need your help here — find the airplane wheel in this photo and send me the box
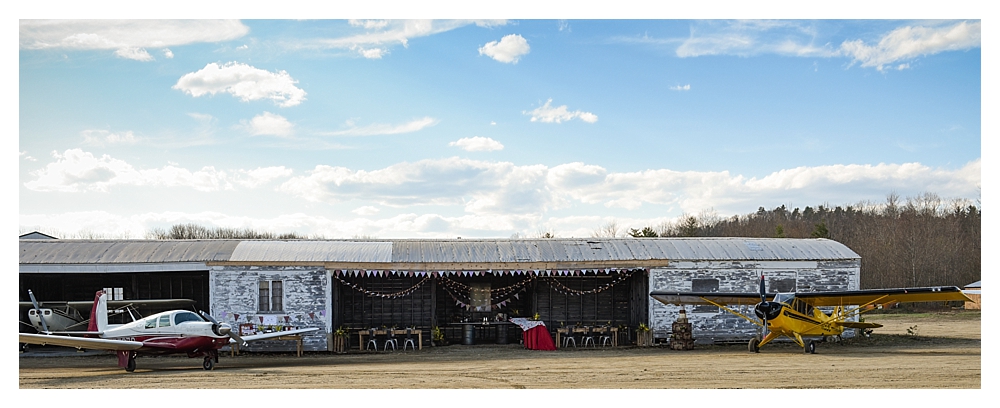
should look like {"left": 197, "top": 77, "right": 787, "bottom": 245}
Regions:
{"left": 805, "top": 340, "right": 817, "bottom": 354}
{"left": 203, "top": 357, "right": 214, "bottom": 371}
{"left": 125, "top": 357, "right": 136, "bottom": 372}
{"left": 748, "top": 336, "right": 760, "bottom": 353}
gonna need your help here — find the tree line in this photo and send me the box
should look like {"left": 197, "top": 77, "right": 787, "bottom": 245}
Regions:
{"left": 620, "top": 192, "right": 980, "bottom": 289}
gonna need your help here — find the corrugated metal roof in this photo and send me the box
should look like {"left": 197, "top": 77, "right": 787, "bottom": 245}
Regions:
{"left": 19, "top": 240, "right": 239, "bottom": 264}
{"left": 20, "top": 237, "right": 858, "bottom": 266}
{"left": 230, "top": 241, "right": 392, "bottom": 263}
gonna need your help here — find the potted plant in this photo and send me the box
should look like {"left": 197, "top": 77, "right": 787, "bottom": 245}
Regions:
{"left": 332, "top": 326, "right": 349, "bottom": 353}
{"left": 636, "top": 323, "right": 653, "bottom": 347}
{"left": 431, "top": 326, "right": 446, "bottom": 346}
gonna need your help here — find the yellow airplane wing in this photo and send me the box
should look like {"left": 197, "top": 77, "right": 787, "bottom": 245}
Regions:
{"left": 650, "top": 292, "right": 764, "bottom": 306}
{"left": 834, "top": 321, "right": 883, "bottom": 329}
{"left": 795, "top": 286, "right": 970, "bottom": 307}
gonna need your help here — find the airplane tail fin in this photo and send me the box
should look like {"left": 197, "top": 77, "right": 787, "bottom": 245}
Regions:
{"left": 87, "top": 290, "right": 108, "bottom": 333}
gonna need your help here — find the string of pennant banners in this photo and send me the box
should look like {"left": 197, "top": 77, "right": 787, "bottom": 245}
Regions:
{"left": 332, "top": 268, "right": 638, "bottom": 300}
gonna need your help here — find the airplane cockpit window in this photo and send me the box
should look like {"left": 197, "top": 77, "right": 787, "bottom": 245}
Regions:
{"left": 174, "top": 312, "right": 201, "bottom": 324}
{"left": 145, "top": 319, "right": 156, "bottom": 329}
{"left": 158, "top": 314, "right": 171, "bottom": 327}
{"left": 773, "top": 293, "right": 794, "bottom": 305}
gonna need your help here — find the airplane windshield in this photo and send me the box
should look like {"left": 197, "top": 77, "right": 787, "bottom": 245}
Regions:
{"left": 773, "top": 293, "right": 795, "bottom": 305}
{"left": 174, "top": 312, "right": 201, "bottom": 324}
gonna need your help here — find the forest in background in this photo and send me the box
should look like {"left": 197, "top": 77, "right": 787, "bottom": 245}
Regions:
{"left": 620, "top": 192, "right": 981, "bottom": 290}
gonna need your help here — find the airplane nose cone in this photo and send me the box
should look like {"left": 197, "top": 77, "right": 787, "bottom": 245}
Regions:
{"left": 217, "top": 323, "right": 232, "bottom": 336}
{"left": 754, "top": 302, "right": 782, "bottom": 321}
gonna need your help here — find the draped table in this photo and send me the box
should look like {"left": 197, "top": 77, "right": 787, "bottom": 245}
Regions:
{"left": 509, "top": 318, "right": 556, "bottom": 350}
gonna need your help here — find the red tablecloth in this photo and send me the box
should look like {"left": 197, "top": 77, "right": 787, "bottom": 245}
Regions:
{"left": 522, "top": 325, "right": 556, "bottom": 350}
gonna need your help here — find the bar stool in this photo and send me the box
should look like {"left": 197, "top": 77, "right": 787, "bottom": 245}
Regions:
{"left": 366, "top": 328, "right": 379, "bottom": 351}
{"left": 599, "top": 326, "right": 614, "bottom": 347}
{"left": 402, "top": 328, "right": 417, "bottom": 351}
{"left": 580, "top": 326, "right": 596, "bottom": 347}
{"left": 384, "top": 328, "right": 398, "bottom": 351}
{"left": 562, "top": 325, "right": 577, "bottom": 348}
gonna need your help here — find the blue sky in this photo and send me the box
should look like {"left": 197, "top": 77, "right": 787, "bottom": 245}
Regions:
{"left": 17, "top": 14, "right": 983, "bottom": 239}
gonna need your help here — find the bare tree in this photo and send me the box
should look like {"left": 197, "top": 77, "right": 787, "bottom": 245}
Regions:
{"left": 591, "top": 220, "right": 621, "bottom": 238}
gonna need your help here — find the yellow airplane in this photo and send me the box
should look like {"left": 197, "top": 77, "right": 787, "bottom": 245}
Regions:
{"left": 650, "top": 275, "right": 972, "bottom": 354}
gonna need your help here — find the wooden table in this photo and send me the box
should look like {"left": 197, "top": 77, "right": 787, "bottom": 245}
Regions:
{"left": 230, "top": 334, "right": 304, "bottom": 357}
{"left": 357, "top": 329, "right": 422, "bottom": 351}
{"left": 555, "top": 327, "right": 618, "bottom": 348}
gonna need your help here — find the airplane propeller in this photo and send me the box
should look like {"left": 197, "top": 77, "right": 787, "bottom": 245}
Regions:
{"left": 199, "top": 310, "right": 246, "bottom": 346}
{"left": 28, "top": 289, "right": 50, "bottom": 333}
{"left": 753, "top": 274, "right": 782, "bottom": 340}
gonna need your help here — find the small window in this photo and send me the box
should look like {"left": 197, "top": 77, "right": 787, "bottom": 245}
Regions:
{"left": 259, "top": 280, "right": 284, "bottom": 312}
{"left": 769, "top": 278, "right": 796, "bottom": 293}
{"left": 158, "top": 315, "right": 171, "bottom": 327}
{"left": 103, "top": 287, "right": 124, "bottom": 300}
{"left": 145, "top": 319, "right": 156, "bottom": 329}
{"left": 692, "top": 278, "right": 720, "bottom": 313}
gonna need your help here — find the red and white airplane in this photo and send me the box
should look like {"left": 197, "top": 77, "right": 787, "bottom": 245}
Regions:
{"left": 19, "top": 290, "right": 318, "bottom": 372}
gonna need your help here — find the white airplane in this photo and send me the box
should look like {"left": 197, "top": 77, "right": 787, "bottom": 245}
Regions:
{"left": 19, "top": 290, "right": 318, "bottom": 372}
{"left": 21, "top": 289, "right": 196, "bottom": 332}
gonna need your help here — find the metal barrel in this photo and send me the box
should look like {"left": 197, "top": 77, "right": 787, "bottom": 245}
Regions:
{"left": 462, "top": 324, "right": 475, "bottom": 345}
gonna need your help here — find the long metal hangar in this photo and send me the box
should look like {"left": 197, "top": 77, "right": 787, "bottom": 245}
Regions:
{"left": 20, "top": 237, "right": 860, "bottom": 351}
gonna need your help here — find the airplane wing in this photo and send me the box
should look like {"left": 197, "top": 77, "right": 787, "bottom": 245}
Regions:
{"left": 19, "top": 333, "right": 143, "bottom": 351}
{"left": 833, "top": 321, "right": 884, "bottom": 329}
{"left": 234, "top": 327, "right": 320, "bottom": 343}
{"left": 794, "top": 286, "right": 970, "bottom": 307}
{"left": 649, "top": 292, "right": 767, "bottom": 306}
{"left": 65, "top": 299, "right": 197, "bottom": 310}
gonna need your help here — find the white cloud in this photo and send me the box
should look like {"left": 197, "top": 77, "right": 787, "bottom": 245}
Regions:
{"left": 524, "top": 99, "right": 598, "bottom": 124}
{"left": 241, "top": 112, "right": 294, "bottom": 137}
{"left": 321, "top": 117, "right": 438, "bottom": 136}
{"left": 479, "top": 34, "right": 530, "bottom": 64}
{"left": 673, "top": 20, "right": 839, "bottom": 58}
{"left": 20, "top": 151, "right": 37, "bottom": 161}
{"left": 449, "top": 136, "right": 504, "bottom": 152}
{"left": 162, "top": 48, "right": 174, "bottom": 58}
{"left": 81, "top": 129, "right": 139, "bottom": 145}
{"left": 277, "top": 157, "right": 981, "bottom": 219}
{"left": 173, "top": 62, "right": 307, "bottom": 107}
{"left": 349, "top": 20, "right": 389, "bottom": 30}
{"left": 670, "top": 84, "right": 691, "bottom": 91}
{"left": 278, "top": 157, "right": 552, "bottom": 215}
{"left": 352, "top": 206, "right": 381, "bottom": 216}
{"left": 113, "top": 47, "right": 153, "bottom": 61}
{"left": 839, "top": 21, "right": 981, "bottom": 71}
{"left": 234, "top": 166, "right": 294, "bottom": 188}
{"left": 307, "top": 20, "right": 507, "bottom": 51}
{"left": 354, "top": 46, "right": 386, "bottom": 59}
{"left": 23, "top": 149, "right": 295, "bottom": 193}
{"left": 20, "top": 20, "right": 249, "bottom": 61}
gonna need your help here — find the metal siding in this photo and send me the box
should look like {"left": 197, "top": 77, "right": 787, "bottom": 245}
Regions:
{"left": 19, "top": 240, "right": 239, "bottom": 264}
{"left": 230, "top": 241, "right": 392, "bottom": 263}
{"left": 21, "top": 237, "right": 859, "bottom": 267}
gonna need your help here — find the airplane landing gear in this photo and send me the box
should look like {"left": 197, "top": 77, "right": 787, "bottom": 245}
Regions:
{"left": 203, "top": 357, "right": 214, "bottom": 370}
{"left": 805, "top": 340, "right": 817, "bottom": 354}
{"left": 748, "top": 336, "right": 761, "bottom": 353}
{"left": 125, "top": 355, "right": 136, "bottom": 372}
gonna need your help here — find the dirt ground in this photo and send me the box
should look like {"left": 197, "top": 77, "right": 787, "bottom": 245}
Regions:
{"left": 18, "top": 311, "right": 980, "bottom": 389}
